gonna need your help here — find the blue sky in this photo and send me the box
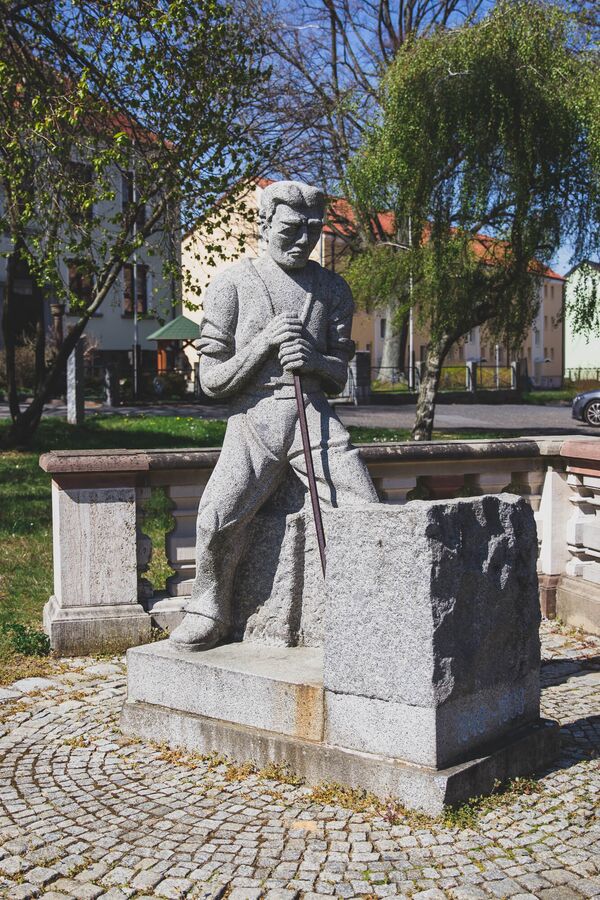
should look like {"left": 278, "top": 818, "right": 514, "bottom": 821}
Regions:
{"left": 553, "top": 243, "right": 575, "bottom": 275}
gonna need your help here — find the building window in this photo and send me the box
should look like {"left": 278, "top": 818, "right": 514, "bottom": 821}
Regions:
{"left": 544, "top": 316, "right": 548, "bottom": 330}
{"left": 544, "top": 346, "right": 548, "bottom": 359}
{"left": 380, "top": 318, "right": 386, "bottom": 339}
{"left": 527, "top": 347, "right": 531, "bottom": 362}
{"left": 534, "top": 329, "right": 540, "bottom": 346}
{"left": 66, "top": 162, "right": 93, "bottom": 224}
{"left": 123, "top": 263, "right": 148, "bottom": 316}
{"left": 68, "top": 261, "right": 93, "bottom": 306}
{"left": 551, "top": 347, "right": 555, "bottom": 360}
{"left": 122, "top": 172, "right": 146, "bottom": 229}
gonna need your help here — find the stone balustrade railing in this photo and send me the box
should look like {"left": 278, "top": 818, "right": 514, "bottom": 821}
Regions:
{"left": 40, "top": 435, "right": 600, "bottom": 654}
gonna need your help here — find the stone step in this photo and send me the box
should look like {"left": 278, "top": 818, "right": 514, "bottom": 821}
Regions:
{"left": 126, "top": 640, "right": 324, "bottom": 742}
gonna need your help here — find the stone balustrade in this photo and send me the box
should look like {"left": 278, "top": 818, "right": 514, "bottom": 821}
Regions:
{"left": 40, "top": 434, "right": 600, "bottom": 654}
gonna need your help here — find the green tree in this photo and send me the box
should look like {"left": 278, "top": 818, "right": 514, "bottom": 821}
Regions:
{"left": 0, "top": 0, "right": 270, "bottom": 445}
{"left": 347, "top": 0, "right": 599, "bottom": 439}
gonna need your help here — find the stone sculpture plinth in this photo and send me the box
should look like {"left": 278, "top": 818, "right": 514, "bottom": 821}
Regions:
{"left": 122, "top": 493, "right": 559, "bottom": 814}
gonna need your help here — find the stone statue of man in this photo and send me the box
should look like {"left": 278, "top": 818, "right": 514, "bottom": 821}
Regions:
{"left": 170, "top": 180, "right": 378, "bottom": 650}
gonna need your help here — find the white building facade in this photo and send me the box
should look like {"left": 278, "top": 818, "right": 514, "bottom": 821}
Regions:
{"left": 0, "top": 167, "right": 178, "bottom": 375}
{"left": 564, "top": 261, "right": 600, "bottom": 381}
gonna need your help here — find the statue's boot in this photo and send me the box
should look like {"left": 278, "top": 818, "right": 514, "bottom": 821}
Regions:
{"left": 169, "top": 521, "right": 236, "bottom": 651}
{"left": 169, "top": 607, "right": 228, "bottom": 652}
{"left": 168, "top": 498, "right": 248, "bottom": 651}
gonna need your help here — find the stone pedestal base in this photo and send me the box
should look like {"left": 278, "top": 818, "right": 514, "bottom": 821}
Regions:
{"left": 556, "top": 575, "right": 600, "bottom": 636}
{"left": 539, "top": 573, "right": 560, "bottom": 619}
{"left": 121, "top": 641, "right": 559, "bottom": 815}
{"left": 144, "top": 592, "right": 187, "bottom": 632}
{"left": 44, "top": 595, "right": 150, "bottom": 657}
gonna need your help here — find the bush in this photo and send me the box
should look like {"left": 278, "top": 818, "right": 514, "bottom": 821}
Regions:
{"left": 0, "top": 340, "right": 38, "bottom": 393}
{"left": 154, "top": 372, "right": 189, "bottom": 400}
{"left": 3, "top": 623, "right": 51, "bottom": 657}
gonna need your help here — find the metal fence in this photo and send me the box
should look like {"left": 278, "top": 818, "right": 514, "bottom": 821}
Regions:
{"left": 565, "top": 368, "right": 600, "bottom": 384}
{"left": 477, "top": 364, "right": 513, "bottom": 390}
{"left": 371, "top": 367, "right": 414, "bottom": 393}
{"left": 371, "top": 364, "right": 515, "bottom": 393}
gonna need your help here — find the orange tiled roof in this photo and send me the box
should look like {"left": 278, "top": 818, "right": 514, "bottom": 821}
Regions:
{"left": 324, "top": 197, "right": 564, "bottom": 281}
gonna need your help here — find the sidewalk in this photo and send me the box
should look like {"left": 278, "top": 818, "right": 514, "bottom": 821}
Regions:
{"left": 0, "top": 620, "right": 598, "bottom": 899}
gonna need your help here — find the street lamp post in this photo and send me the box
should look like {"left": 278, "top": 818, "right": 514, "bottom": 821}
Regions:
{"left": 408, "top": 216, "right": 415, "bottom": 391}
{"left": 132, "top": 171, "right": 139, "bottom": 402}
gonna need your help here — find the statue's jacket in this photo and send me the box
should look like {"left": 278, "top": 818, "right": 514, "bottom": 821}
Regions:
{"left": 197, "top": 258, "right": 355, "bottom": 403}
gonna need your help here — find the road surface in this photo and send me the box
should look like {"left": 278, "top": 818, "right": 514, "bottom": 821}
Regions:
{"left": 0, "top": 399, "right": 596, "bottom": 437}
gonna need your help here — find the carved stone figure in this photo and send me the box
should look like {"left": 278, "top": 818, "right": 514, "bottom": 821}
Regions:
{"left": 170, "top": 180, "right": 378, "bottom": 651}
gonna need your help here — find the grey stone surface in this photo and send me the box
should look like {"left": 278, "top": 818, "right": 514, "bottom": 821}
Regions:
{"left": 42, "top": 478, "right": 150, "bottom": 655}
{"left": 324, "top": 494, "right": 541, "bottom": 768}
{"left": 0, "top": 687, "right": 22, "bottom": 702}
{"left": 557, "top": 574, "right": 600, "bottom": 636}
{"left": 232, "top": 480, "right": 325, "bottom": 647}
{"left": 126, "top": 640, "right": 324, "bottom": 741}
{"left": 11, "top": 677, "right": 58, "bottom": 693}
{"left": 66, "top": 340, "right": 84, "bottom": 426}
{"left": 46, "top": 482, "right": 139, "bottom": 610}
{"left": 170, "top": 180, "right": 377, "bottom": 652}
{"left": 43, "top": 594, "right": 150, "bottom": 657}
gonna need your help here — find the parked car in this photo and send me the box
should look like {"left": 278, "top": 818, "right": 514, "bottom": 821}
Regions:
{"left": 572, "top": 389, "right": 600, "bottom": 426}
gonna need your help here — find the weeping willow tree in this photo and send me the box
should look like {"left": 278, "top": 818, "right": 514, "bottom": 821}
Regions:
{"left": 346, "top": 0, "right": 599, "bottom": 440}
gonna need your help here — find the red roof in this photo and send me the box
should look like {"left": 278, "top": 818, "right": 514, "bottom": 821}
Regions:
{"left": 469, "top": 234, "right": 564, "bottom": 281}
{"left": 324, "top": 197, "right": 564, "bottom": 281}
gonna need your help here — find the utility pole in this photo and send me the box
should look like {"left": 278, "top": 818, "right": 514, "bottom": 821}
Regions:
{"left": 495, "top": 342, "right": 500, "bottom": 389}
{"left": 408, "top": 216, "right": 415, "bottom": 390}
{"left": 132, "top": 171, "right": 139, "bottom": 402}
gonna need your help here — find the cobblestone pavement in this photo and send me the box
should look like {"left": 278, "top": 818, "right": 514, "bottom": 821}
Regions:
{"left": 0, "top": 621, "right": 598, "bottom": 900}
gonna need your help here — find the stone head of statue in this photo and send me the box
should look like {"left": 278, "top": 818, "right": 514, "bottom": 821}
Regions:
{"left": 259, "top": 180, "right": 325, "bottom": 270}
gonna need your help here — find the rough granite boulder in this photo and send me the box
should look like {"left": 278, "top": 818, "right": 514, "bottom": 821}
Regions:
{"left": 324, "top": 493, "right": 541, "bottom": 769}
{"left": 231, "top": 471, "right": 324, "bottom": 647}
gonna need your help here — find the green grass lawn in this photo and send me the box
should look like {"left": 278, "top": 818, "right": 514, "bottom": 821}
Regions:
{"left": 0, "top": 413, "right": 523, "bottom": 682}
{"left": 521, "top": 389, "right": 577, "bottom": 405}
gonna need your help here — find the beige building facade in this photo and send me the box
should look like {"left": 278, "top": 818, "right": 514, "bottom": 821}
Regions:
{"left": 369, "top": 271, "right": 564, "bottom": 388}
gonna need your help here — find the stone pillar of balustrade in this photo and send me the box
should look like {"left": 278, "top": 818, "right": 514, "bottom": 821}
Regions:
{"left": 557, "top": 440, "right": 600, "bottom": 634}
{"left": 40, "top": 450, "right": 153, "bottom": 655}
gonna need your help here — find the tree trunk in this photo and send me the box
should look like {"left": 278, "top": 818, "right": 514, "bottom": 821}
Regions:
{"left": 397, "top": 314, "right": 408, "bottom": 379}
{"left": 2, "top": 311, "right": 87, "bottom": 448}
{"left": 33, "top": 278, "right": 47, "bottom": 395}
{"left": 376, "top": 302, "right": 404, "bottom": 382}
{"left": 2, "top": 249, "right": 21, "bottom": 422}
{"left": 411, "top": 338, "right": 449, "bottom": 441}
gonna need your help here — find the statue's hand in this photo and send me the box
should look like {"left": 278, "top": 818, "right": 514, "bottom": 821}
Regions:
{"left": 263, "top": 314, "right": 303, "bottom": 349}
{"left": 279, "top": 337, "right": 317, "bottom": 373}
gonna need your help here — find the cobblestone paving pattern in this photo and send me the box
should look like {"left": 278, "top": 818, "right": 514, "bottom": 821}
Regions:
{"left": 0, "top": 621, "right": 598, "bottom": 900}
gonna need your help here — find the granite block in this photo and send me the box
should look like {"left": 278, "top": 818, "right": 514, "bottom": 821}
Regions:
{"left": 324, "top": 494, "right": 541, "bottom": 767}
